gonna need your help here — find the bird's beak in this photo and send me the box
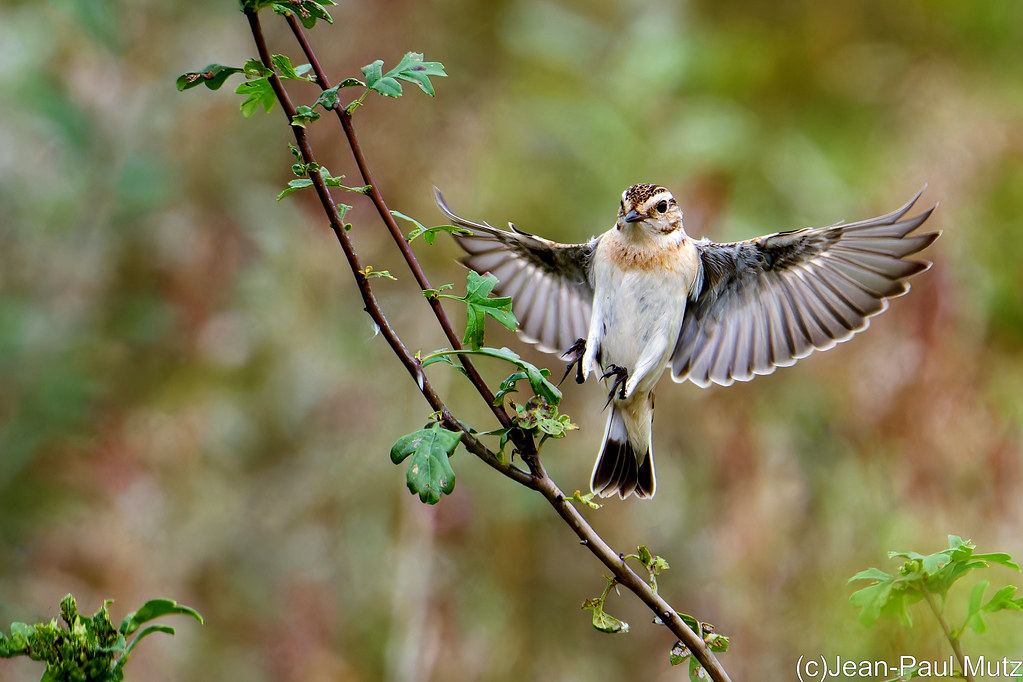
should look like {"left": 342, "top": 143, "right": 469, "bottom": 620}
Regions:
{"left": 624, "top": 209, "right": 643, "bottom": 223}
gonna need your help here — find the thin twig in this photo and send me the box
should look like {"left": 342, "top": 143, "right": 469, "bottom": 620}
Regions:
{"left": 242, "top": 9, "right": 731, "bottom": 681}
{"left": 243, "top": 8, "right": 524, "bottom": 484}
{"left": 284, "top": 13, "right": 510, "bottom": 428}
{"left": 923, "top": 590, "right": 973, "bottom": 682}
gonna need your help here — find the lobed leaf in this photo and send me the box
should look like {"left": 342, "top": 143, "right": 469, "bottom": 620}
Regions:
{"left": 448, "top": 271, "right": 517, "bottom": 350}
{"left": 360, "top": 52, "right": 447, "bottom": 100}
{"left": 235, "top": 77, "right": 276, "bottom": 117}
{"left": 390, "top": 424, "right": 461, "bottom": 504}
{"left": 384, "top": 52, "right": 447, "bottom": 97}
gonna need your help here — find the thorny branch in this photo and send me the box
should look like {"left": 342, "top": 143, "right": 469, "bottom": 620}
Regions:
{"left": 243, "top": 8, "right": 732, "bottom": 681}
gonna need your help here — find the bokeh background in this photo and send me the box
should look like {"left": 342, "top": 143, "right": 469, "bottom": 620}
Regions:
{"left": 2, "top": 1, "right": 1022, "bottom": 680}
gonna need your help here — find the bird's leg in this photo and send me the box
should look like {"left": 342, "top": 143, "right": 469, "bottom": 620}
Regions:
{"left": 600, "top": 364, "right": 629, "bottom": 408}
{"left": 559, "top": 338, "right": 587, "bottom": 386}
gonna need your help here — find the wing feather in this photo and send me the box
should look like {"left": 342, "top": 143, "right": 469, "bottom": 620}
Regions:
{"left": 673, "top": 192, "right": 938, "bottom": 387}
{"left": 435, "top": 189, "right": 596, "bottom": 354}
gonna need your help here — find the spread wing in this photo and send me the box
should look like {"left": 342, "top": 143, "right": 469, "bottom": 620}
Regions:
{"left": 435, "top": 189, "right": 596, "bottom": 354}
{"left": 672, "top": 189, "right": 939, "bottom": 388}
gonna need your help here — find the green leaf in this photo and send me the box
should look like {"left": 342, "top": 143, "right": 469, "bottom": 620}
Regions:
{"left": 176, "top": 63, "right": 244, "bottom": 91}
{"left": 370, "top": 76, "right": 403, "bottom": 98}
{"left": 984, "top": 584, "right": 1021, "bottom": 609}
{"left": 1, "top": 623, "right": 32, "bottom": 655}
{"left": 669, "top": 614, "right": 729, "bottom": 673}
{"left": 454, "top": 271, "right": 517, "bottom": 350}
{"left": 360, "top": 52, "right": 447, "bottom": 100}
{"left": 384, "top": 52, "right": 448, "bottom": 97}
{"left": 242, "top": 58, "right": 271, "bottom": 78}
{"left": 494, "top": 370, "right": 529, "bottom": 406}
{"left": 119, "top": 624, "right": 176, "bottom": 662}
{"left": 361, "top": 60, "right": 384, "bottom": 88}
{"left": 848, "top": 567, "right": 894, "bottom": 583}
{"left": 291, "top": 104, "right": 321, "bottom": 128}
{"left": 418, "top": 349, "right": 469, "bottom": 379}
{"left": 669, "top": 640, "right": 689, "bottom": 666}
{"left": 119, "top": 598, "right": 204, "bottom": 636}
{"left": 422, "top": 283, "right": 455, "bottom": 300}
{"left": 277, "top": 167, "right": 368, "bottom": 200}
{"left": 277, "top": 178, "right": 313, "bottom": 200}
{"left": 271, "top": 54, "right": 304, "bottom": 80}
{"left": 705, "top": 631, "right": 729, "bottom": 653}
{"left": 585, "top": 602, "right": 629, "bottom": 634}
{"left": 566, "top": 489, "right": 601, "bottom": 509}
{"left": 271, "top": 1, "right": 334, "bottom": 28}
{"left": 965, "top": 580, "right": 989, "bottom": 634}
{"left": 358, "top": 266, "right": 397, "bottom": 281}
{"left": 418, "top": 346, "right": 561, "bottom": 406}
{"left": 393, "top": 210, "right": 472, "bottom": 245}
{"left": 849, "top": 578, "right": 896, "bottom": 627}
{"left": 492, "top": 348, "right": 560, "bottom": 404}
{"left": 972, "top": 551, "right": 1022, "bottom": 571}
{"left": 390, "top": 424, "right": 461, "bottom": 504}
{"left": 235, "top": 77, "right": 276, "bottom": 117}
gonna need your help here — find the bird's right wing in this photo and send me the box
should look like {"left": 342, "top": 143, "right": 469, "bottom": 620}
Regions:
{"left": 435, "top": 189, "right": 596, "bottom": 354}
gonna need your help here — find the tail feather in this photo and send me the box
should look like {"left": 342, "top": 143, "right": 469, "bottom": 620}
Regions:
{"left": 591, "top": 403, "right": 656, "bottom": 499}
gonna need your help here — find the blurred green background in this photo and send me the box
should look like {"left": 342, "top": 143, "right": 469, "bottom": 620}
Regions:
{"left": 1, "top": 0, "right": 1021, "bottom": 680}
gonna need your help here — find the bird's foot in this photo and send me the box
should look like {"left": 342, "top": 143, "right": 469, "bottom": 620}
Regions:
{"left": 601, "top": 364, "right": 629, "bottom": 408}
{"left": 559, "top": 338, "right": 587, "bottom": 386}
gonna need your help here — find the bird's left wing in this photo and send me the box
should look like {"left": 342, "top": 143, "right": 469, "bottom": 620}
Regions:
{"left": 671, "top": 190, "right": 939, "bottom": 387}
{"left": 435, "top": 189, "right": 596, "bottom": 354}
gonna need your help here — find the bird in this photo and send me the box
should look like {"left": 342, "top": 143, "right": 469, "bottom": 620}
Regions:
{"left": 435, "top": 184, "right": 939, "bottom": 500}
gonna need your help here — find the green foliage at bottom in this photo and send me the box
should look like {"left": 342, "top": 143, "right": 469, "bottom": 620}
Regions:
{"left": 0, "top": 594, "right": 203, "bottom": 682}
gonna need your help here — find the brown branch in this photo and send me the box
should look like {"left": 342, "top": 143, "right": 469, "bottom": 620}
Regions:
{"left": 241, "top": 9, "right": 731, "bottom": 681}
{"left": 243, "top": 8, "right": 526, "bottom": 485}
{"left": 284, "top": 13, "right": 511, "bottom": 430}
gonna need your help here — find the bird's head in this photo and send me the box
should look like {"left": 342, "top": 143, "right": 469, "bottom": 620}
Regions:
{"left": 616, "top": 184, "right": 684, "bottom": 236}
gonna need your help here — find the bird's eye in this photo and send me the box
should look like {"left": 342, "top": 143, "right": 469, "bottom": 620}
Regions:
{"left": 656, "top": 199, "right": 669, "bottom": 213}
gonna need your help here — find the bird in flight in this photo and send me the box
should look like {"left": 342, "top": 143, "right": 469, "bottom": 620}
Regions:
{"left": 435, "top": 185, "right": 939, "bottom": 500}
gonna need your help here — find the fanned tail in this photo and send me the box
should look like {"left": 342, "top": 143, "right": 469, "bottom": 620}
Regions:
{"left": 591, "top": 403, "right": 656, "bottom": 499}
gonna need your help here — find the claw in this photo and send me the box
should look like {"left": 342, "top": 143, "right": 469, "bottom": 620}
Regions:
{"left": 559, "top": 338, "right": 587, "bottom": 386}
{"left": 600, "top": 364, "right": 629, "bottom": 408}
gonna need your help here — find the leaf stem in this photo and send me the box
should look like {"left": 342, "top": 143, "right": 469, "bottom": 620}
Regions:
{"left": 923, "top": 589, "right": 974, "bottom": 682}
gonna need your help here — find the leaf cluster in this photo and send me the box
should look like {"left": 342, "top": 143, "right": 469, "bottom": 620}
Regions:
{"left": 582, "top": 546, "right": 729, "bottom": 681}
{"left": 669, "top": 616, "right": 730, "bottom": 681}
{"left": 240, "top": 0, "right": 336, "bottom": 28}
{"left": 389, "top": 271, "right": 573, "bottom": 502}
{"left": 849, "top": 535, "right": 1023, "bottom": 631}
{"left": 180, "top": 21, "right": 444, "bottom": 120}
{"left": 0, "top": 594, "right": 202, "bottom": 682}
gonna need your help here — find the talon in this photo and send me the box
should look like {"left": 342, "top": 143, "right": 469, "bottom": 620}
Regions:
{"left": 600, "top": 364, "right": 629, "bottom": 408}
{"left": 559, "top": 338, "right": 587, "bottom": 386}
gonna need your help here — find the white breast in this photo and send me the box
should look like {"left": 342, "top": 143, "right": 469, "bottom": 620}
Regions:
{"left": 584, "top": 230, "right": 697, "bottom": 397}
